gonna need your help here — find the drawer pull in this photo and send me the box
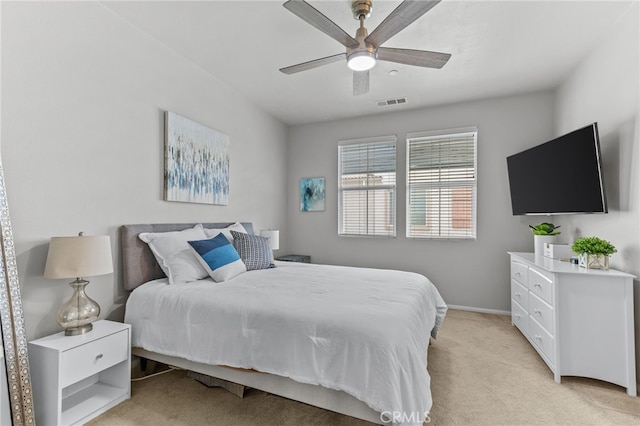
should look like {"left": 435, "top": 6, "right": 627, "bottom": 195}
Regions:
{"left": 534, "top": 309, "right": 542, "bottom": 315}
{"left": 515, "top": 272, "right": 521, "bottom": 277}
{"left": 96, "top": 354, "right": 104, "bottom": 360}
{"left": 535, "top": 335, "right": 542, "bottom": 341}
{"left": 534, "top": 283, "right": 542, "bottom": 288}
{"left": 515, "top": 292, "right": 521, "bottom": 297}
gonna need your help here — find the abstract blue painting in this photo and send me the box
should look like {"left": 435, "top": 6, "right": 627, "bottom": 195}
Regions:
{"left": 300, "top": 177, "right": 325, "bottom": 212}
{"left": 164, "top": 112, "right": 229, "bottom": 205}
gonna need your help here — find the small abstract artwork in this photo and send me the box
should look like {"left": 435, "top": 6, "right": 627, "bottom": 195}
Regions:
{"left": 300, "top": 177, "right": 325, "bottom": 212}
{"left": 164, "top": 111, "right": 229, "bottom": 205}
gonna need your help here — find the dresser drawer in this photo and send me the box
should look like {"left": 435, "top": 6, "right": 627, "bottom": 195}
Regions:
{"left": 511, "top": 299, "right": 528, "bottom": 336}
{"left": 511, "top": 261, "right": 528, "bottom": 286}
{"left": 529, "top": 315, "right": 555, "bottom": 366}
{"left": 61, "top": 330, "right": 128, "bottom": 388}
{"left": 511, "top": 280, "right": 529, "bottom": 311}
{"left": 528, "top": 267, "right": 553, "bottom": 305}
{"left": 529, "top": 293, "right": 554, "bottom": 335}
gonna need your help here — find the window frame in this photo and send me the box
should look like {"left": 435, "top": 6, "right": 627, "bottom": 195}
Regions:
{"left": 338, "top": 135, "right": 397, "bottom": 237}
{"left": 405, "top": 127, "right": 478, "bottom": 240}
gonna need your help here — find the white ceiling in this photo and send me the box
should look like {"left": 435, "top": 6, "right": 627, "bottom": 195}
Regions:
{"left": 101, "top": 1, "right": 635, "bottom": 126}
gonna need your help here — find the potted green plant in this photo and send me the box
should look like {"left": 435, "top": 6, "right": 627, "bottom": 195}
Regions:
{"left": 529, "top": 223, "right": 561, "bottom": 256}
{"left": 571, "top": 236, "right": 617, "bottom": 270}
{"left": 529, "top": 223, "right": 561, "bottom": 235}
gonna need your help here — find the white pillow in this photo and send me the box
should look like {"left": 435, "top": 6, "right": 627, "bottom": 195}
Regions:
{"left": 138, "top": 225, "right": 208, "bottom": 284}
{"left": 203, "top": 222, "right": 248, "bottom": 242}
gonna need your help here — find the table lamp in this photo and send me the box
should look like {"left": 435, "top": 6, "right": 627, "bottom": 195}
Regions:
{"left": 260, "top": 229, "right": 280, "bottom": 251}
{"left": 44, "top": 233, "right": 113, "bottom": 336}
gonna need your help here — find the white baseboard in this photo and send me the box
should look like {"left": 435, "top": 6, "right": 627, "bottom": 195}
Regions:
{"left": 447, "top": 304, "right": 511, "bottom": 316}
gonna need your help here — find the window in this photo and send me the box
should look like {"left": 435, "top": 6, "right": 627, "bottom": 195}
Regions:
{"left": 406, "top": 128, "right": 477, "bottom": 239}
{"left": 338, "top": 136, "right": 396, "bottom": 237}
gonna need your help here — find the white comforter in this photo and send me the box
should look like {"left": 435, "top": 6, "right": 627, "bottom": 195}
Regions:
{"left": 125, "top": 261, "right": 447, "bottom": 425}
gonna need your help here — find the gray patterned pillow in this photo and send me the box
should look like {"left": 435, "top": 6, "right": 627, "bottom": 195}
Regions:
{"left": 231, "top": 231, "right": 275, "bottom": 270}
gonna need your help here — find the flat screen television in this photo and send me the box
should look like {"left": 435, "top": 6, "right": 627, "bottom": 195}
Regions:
{"left": 506, "top": 123, "right": 607, "bottom": 215}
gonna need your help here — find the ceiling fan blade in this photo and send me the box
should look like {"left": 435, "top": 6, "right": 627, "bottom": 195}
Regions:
{"left": 353, "top": 71, "right": 369, "bottom": 96}
{"left": 366, "top": 0, "right": 441, "bottom": 48}
{"left": 377, "top": 47, "right": 451, "bottom": 68}
{"left": 280, "top": 53, "right": 346, "bottom": 74}
{"left": 283, "top": 0, "right": 359, "bottom": 49}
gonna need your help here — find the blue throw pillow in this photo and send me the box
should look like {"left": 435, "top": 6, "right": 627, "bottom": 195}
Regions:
{"left": 188, "top": 233, "right": 246, "bottom": 282}
{"left": 231, "top": 230, "right": 275, "bottom": 271}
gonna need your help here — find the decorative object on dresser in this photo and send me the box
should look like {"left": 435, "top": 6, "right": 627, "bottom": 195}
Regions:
{"left": 509, "top": 252, "right": 636, "bottom": 396}
{"left": 571, "top": 236, "right": 617, "bottom": 270}
{"left": 529, "top": 222, "right": 561, "bottom": 257}
{"left": 543, "top": 243, "right": 572, "bottom": 260}
{"left": 300, "top": 177, "right": 325, "bottom": 212}
{"left": 28, "top": 320, "right": 131, "bottom": 425}
{"left": 164, "top": 111, "right": 230, "bottom": 205}
{"left": 260, "top": 229, "right": 280, "bottom": 251}
{"left": 276, "top": 254, "right": 311, "bottom": 263}
{"left": 44, "top": 233, "right": 113, "bottom": 336}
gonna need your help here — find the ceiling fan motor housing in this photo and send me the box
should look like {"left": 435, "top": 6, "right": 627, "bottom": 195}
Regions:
{"left": 352, "top": 0, "right": 372, "bottom": 20}
{"left": 347, "top": 26, "right": 377, "bottom": 71}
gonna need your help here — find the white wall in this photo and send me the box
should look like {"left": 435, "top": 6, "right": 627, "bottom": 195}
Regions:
{"left": 287, "top": 92, "right": 555, "bottom": 312}
{"left": 1, "top": 1, "right": 288, "bottom": 340}
{"left": 553, "top": 2, "right": 640, "bottom": 381}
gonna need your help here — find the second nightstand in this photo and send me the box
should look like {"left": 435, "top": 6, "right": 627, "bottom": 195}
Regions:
{"left": 28, "top": 320, "right": 131, "bottom": 426}
{"left": 276, "top": 254, "right": 311, "bottom": 263}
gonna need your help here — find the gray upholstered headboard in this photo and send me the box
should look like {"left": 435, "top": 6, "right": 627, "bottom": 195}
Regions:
{"left": 120, "top": 222, "right": 254, "bottom": 291}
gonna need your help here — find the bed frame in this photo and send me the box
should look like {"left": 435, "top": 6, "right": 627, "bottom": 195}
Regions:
{"left": 120, "top": 223, "right": 387, "bottom": 425}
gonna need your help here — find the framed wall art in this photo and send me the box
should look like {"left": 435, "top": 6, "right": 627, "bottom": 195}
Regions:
{"left": 164, "top": 111, "right": 229, "bottom": 205}
{"left": 300, "top": 177, "right": 325, "bottom": 212}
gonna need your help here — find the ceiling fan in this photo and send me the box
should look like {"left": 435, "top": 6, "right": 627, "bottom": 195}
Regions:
{"left": 279, "top": 0, "right": 451, "bottom": 96}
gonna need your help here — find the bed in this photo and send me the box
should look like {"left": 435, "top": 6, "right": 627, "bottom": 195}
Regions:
{"left": 121, "top": 222, "right": 447, "bottom": 425}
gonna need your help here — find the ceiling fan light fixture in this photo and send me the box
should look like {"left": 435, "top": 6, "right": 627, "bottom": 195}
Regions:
{"left": 347, "top": 50, "right": 376, "bottom": 71}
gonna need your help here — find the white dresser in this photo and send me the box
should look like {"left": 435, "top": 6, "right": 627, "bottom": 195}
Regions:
{"left": 509, "top": 252, "right": 636, "bottom": 396}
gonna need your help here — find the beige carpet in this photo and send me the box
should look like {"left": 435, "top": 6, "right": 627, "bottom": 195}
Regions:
{"left": 89, "top": 310, "right": 640, "bottom": 425}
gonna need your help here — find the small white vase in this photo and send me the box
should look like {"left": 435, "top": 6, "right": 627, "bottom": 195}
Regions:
{"left": 534, "top": 235, "right": 558, "bottom": 257}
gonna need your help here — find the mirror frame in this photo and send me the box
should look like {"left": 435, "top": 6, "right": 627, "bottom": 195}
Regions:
{"left": 0, "top": 165, "right": 35, "bottom": 424}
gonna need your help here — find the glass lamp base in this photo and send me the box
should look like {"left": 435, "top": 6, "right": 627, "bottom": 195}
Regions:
{"left": 64, "top": 323, "right": 93, "bottom": 336}
{"left": 57, "top": 278, "right": 100, "bottom": 336}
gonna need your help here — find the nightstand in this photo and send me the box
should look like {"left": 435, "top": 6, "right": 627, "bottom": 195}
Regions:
{"left": 276, "top": 254, "right": 311, "bottom": 263}
{"left": 28, "top": 320, "right": 131, "bottom": 425}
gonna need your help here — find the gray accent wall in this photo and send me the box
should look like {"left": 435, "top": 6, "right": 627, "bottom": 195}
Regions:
{"left": 1, "top": 2, "right": 288, "bottom": 340}
{"left": 552, "top": 3, "right": 639, "bottom": 383}
{"left": 286, "top": 92, "right": 555, "bottom": 313}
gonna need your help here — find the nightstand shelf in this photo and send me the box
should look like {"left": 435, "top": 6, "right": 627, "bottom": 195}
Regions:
{"left": 29, "top": 320, "right": 131, "bottom": 425}
{"left": 276, "top": 254, "right": 311, "bottom": 263}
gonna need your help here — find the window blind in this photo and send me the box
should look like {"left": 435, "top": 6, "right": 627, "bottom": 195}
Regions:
{"left": 407, "top": 129, "right": 477, "bottom": 239}
{"left": 338, "top": 137, "right": 396, "bottom": 237}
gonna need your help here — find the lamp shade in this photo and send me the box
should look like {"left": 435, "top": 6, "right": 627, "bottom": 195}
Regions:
{"left": 44, "top": 235, "right": 113, "bottom": 279}
{"left": 260, "top": 230, "right": 280, "bottom": 250}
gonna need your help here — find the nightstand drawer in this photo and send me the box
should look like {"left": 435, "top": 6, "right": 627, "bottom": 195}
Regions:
{"left": 61, "top": 330, "right": 128, "bottom": 388}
